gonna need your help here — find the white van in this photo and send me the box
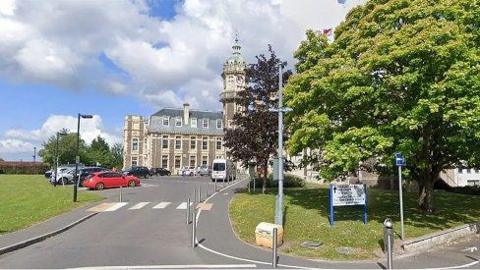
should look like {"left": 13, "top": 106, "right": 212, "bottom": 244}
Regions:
{"left": 211, "top": 159, "right": 236, "bottom": 182}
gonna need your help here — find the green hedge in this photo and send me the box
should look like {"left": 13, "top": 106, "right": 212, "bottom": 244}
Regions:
{"left": 250, "top": 173, "right": 305, "bottom": 188}
{"left": 0, "top": 162, "right": 48, "bottom": 175}
{"left": 447, "top": 185, "right": 480, "bottom": 195}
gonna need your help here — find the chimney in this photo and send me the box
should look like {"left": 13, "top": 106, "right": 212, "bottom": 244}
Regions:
{"left": 183, "top": 103, "right": 190, "bottom": 125}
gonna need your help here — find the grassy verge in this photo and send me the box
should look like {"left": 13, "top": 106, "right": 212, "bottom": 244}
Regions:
{"left": 0, "top": 174, "right": 103, "bottom": 234}
{"left": 229, "top": 184, "right": 480, "bottom": 260}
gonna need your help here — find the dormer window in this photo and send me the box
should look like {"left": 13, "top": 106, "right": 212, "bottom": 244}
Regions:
{"left": 202, "top": 119, "right": 209, "bottom": 128}
{"left": 175, "top": 117, "right": 182, "bottom": 127}
{"left": 191, "top": 118, "right": 197, "bottom": 128}
{"left": 162, "top": 117, "right": 169, "bottom": 126}
{"left": 216, "top": 119, "right": 222, "bottom": 129}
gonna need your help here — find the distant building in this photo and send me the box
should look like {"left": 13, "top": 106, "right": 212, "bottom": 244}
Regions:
{"left": 123, "top": 39, "right": 246, "bottom": 174}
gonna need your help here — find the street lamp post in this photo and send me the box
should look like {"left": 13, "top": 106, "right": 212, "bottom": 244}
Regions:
{"left": 74, "top": 113, "right": 93, "bottom": 202}
{"left": 54, "top": 131, "right": 68, "bottom": 186}
{"left": 275, "top": 64, "right": 285, "bottom": 226}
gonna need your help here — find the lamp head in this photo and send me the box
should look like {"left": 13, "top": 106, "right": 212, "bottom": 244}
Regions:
{"left": 80, "top": 114, "right": 93, "bottom": 119}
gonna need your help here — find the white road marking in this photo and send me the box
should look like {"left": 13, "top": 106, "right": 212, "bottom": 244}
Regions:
{"left": 153, "top": 202, "right": 171, "bottom": 209}
{"left": 103, "top": 202, "right": 128, "bottom": 212}
{"left": 462, "top": 246, "right": 478, "bottom": 252}
{"left": 176, "top": 202, "right": 193, "bottom": 210}
{"left": 66, "top": 264, "right": 257, "bottom": 270}
{"left": 129, "top": 202, "right": 150, "bottom": 210}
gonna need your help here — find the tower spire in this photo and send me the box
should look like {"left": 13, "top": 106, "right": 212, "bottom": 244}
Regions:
{"left": 232, "top": 32, "right": 241, "bottom": 55}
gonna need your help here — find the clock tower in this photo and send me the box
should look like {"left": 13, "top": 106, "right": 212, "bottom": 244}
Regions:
{"left": 221, "top": 38, "right": 246, "bottom": 129}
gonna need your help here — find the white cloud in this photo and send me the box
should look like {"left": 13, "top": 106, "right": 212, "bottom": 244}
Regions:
{"left": 1, "top": 114, "right": 122, "bottom": 157}
{"left": 0, "top": 0, "right": 365, "bottom": 111}
{"left": 0, "top": 139, "right": 33, "bottom": 154}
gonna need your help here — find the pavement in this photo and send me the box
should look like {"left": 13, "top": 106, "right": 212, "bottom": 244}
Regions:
{"left": 0, "top": 175, "right": 478, "bottom": 269}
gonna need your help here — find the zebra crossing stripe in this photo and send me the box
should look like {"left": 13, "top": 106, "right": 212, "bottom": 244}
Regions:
{"left": 103, "top": 202, "right": 128, "bottom": 212}
{"left": 153, "top": 202, "right": 171, "bottom": 209}
{"left": 129, "top": 202, "right": 150, "bottom": 210}
{"left": 176, "top": 202, "right": 193, "bottom": 210}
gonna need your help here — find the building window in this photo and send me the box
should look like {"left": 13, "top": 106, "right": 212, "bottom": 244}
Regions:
{"left": 202, "top": 119, "right": 209, "bottom": 128}
{"left": 144, "top": 139, "right": 148, "bottom": 150}
{"left": 175, "top": 117, "right": 182, "bottom": 127}
{"left": 202, "top": 155, "right": 208, "bottom": 166}
{"left": 132, "top": 157, "right": 138, "bottom": 166}
{"left": 162, "top": 117, "right": 169, "bottom": 126}
{"left": 190, "top": 136, "right": 196, "bottom": 150}
{"left": 191, "top": 118, "right": 197, "bottom": 128}
{"left": 162, "top": 135, "right": 169, "bottom": 149}
{"left": 202, "top": 136, "right": 208, "bottom": 150}
{"left": 216, "top": 137, "right": 222, "bottom": 150}
{"left": 161, "top": 155, "right": 168, "bottom": 169}
{"left": 467, "top": 168, "right": 471, "bottom": 174}
{"left": 216, "top": 119, "right": 222, "bottom": 129}
{"left": 467, "top": 180, "right": 480, "bottom": 186}
{"left": 190, "top": 155, "right": 196, "bottom": 167}
{"left": 174, "top": 155, "right": 181, "bottom": 168}
{"left": 132, "top": 138, "right": 139, "bottom": 151}
{"left": 175, "top": 136, "right": 182, "bottom": 150}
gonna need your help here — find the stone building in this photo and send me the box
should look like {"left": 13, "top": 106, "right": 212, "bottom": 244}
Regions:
{"left": 123, "top": 40, "right": 246, "bottom": 173}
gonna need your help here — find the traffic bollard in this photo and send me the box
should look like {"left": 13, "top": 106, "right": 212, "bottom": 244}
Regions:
{"left": 272, "top": 227, "right": 278, "bottom": 268}
{"left": 199, "top": 186, "right": 202, "bottom": 202}
{"left": 214, "top": 178, "right": 217, "bottom": 191}
{"left": 192, "top": 208, "right": 197, "bottom": 248}
{"left": 248, "top": 179, "right": 251, "bottom": 193}
{"left": 119, "top": 186, "right": 123, "bottom": 202}
{"left": 384, "top": 218, "right": 394, "bottom": 269}
{"left": 253, "top": 178, "right": 256, "bottom": 193}
{"left": 186, "top": 198, "right": 191, "bottom": 224}
{"left": 194, "top": 188, "right": 197, "bottom": 203}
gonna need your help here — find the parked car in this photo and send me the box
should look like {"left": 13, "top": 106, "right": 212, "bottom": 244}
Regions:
{"left": 198, "top": 165, "right": 211, "bottom": 176}
{"left": 149, "top": 168, "right": 171, "bottom": 176}
{"left": 79, "top": 167, "right": 108, "bottom": 186}
{"left": 181, "top": 166, "right": 196, "bottom": 176}
{"left": 55, "top": 168, "right": 76, "bottom": 184}
{"left": 123, "top": 166, "right": 150, "bottom": 178}
{"left": 211, "top": 159, "right": 236, "bottom": 182}
{"left": 83, "top": 171, "right": 140, "bottom": 190}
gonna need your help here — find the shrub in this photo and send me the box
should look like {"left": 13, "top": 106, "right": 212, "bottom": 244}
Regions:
{"left": 446, "top": 185, "right": 480, "bottom": 196}
{"left": 0, "top": 161, "right": 48, "bottom": 175}
{"left": 251, "top": 173, "right": 305, "bottom": 188}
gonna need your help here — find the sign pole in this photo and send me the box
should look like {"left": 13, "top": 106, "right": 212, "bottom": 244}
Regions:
{"left": 363, "top": 184, "right": 368, "bottom": 224}
{"left": 398, "top": 165, "right": 405, "bottom": 240}
{"left": 329, "top": 184, "right": 334, "bottom": 226}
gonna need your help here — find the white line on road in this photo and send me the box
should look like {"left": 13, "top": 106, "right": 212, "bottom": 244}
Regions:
{"left": 129, "top": 202, "right": 150, "bottom": 210}
{"left": 66, "top": 264, "right": 257, "bottom": 270}
{"left": 153, "top": 202, "right": 171, "bottom": 209}
{"left": 103, "top": 202, "right": 128, "bottom": 212}
{"left": 176, "top": 202, "right": 192, "bottom": 209}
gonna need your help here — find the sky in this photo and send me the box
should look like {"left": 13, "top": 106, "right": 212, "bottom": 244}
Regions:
{"left": 0, "top": 0, "right": 366, "bottom": 161}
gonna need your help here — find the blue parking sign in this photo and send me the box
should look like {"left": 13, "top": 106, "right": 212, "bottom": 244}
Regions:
{"left": 395, "top": 152, "right": 406, "bottom": 166}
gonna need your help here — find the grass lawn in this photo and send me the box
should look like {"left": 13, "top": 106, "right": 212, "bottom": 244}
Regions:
{"left": 0, "top": 174, "right": 103, "bottom": 234}
{"left": 229, "top": 183, "right": 480, "bottom": 260}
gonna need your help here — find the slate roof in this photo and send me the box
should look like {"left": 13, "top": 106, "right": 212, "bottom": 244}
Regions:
{"left": 148, "top": 108, "right": 224, "bottom": 135}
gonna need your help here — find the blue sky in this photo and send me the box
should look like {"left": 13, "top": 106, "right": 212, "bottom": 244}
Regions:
{"left": 0, "top": 0, "right": 364, "bottom": 160}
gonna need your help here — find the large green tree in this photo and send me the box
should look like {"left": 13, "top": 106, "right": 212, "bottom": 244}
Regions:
{"left": 285, "top": 0, "right": 480, "bottom": 212}
{"left": 39, "top": 133, "right": 89, "bottom": 167}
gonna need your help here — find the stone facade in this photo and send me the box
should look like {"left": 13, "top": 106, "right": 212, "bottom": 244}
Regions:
{"left": 123, "top": 40, "right": 246, "bottom": 174}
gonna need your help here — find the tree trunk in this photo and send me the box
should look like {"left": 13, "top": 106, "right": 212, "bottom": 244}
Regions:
{"left": 262, "top": 163, "right": 268, "bottom": 194}
{"left": 418, "top": 171, "right": 436, "bottom": 212}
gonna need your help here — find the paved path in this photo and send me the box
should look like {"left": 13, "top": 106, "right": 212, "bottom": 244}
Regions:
{"left": 0, "top": 175, "right": 478, "bottom": 269}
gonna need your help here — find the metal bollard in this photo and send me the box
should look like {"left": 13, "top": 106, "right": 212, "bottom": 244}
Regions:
{"left": 186, "top": 198, "right": 191, "bottom": 224}
{"left": 248, "top": 179, "right": 251, "bottom": 193}
{"left": 199, "top": 186, "right": 202, "bottom": 202}
{"left": 253, "top": 178, "right": 256, "bottom": 193}
{"left": 194, "top": 188, "right": 197, "bottom": 203}
{"left": 384, "top": 218, "right": 394, "bottom": 269}
{"left": 214, "top": 178, "right": 217, "bottom": 191}
{"left": 272, "top": 227, "right": 278, "bottom": 268}
{"left": 192, "top": 208, "right": 197, "bottom": 248}
{"left": 119, "top": 186, "right": 123, "bottom": 202}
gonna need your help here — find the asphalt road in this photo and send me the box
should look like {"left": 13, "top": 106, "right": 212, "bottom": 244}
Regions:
{"left": 0, "top": 175, "right": 478, "bottom": 269}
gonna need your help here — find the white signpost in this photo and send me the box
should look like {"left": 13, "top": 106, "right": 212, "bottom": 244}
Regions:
{"left": 329, "top": 184, "right": 367, "bottom": 225}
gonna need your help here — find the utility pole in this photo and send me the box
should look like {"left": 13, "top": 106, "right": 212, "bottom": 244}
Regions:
{"left": 74, "top": 114, "right": 92, "bottom": 202}
{"left": 275, "top": 64, "right": 284, "bottom": 226}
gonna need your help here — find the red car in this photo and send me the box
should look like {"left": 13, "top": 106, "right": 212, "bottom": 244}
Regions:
{"left": 83, "top": 171, "right": 140, "bottom": 190}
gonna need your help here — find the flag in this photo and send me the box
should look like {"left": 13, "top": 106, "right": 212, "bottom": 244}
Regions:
{"left": 322, "top": 28, "right": 333, "bottom": 36}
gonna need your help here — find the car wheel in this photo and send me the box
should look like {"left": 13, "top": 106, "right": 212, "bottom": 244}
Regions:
{"left": 95, "top": 182, "right": 104, "bottom": 190}
{"left": 128, "top": 180, "right": 136, "bottom": 188}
